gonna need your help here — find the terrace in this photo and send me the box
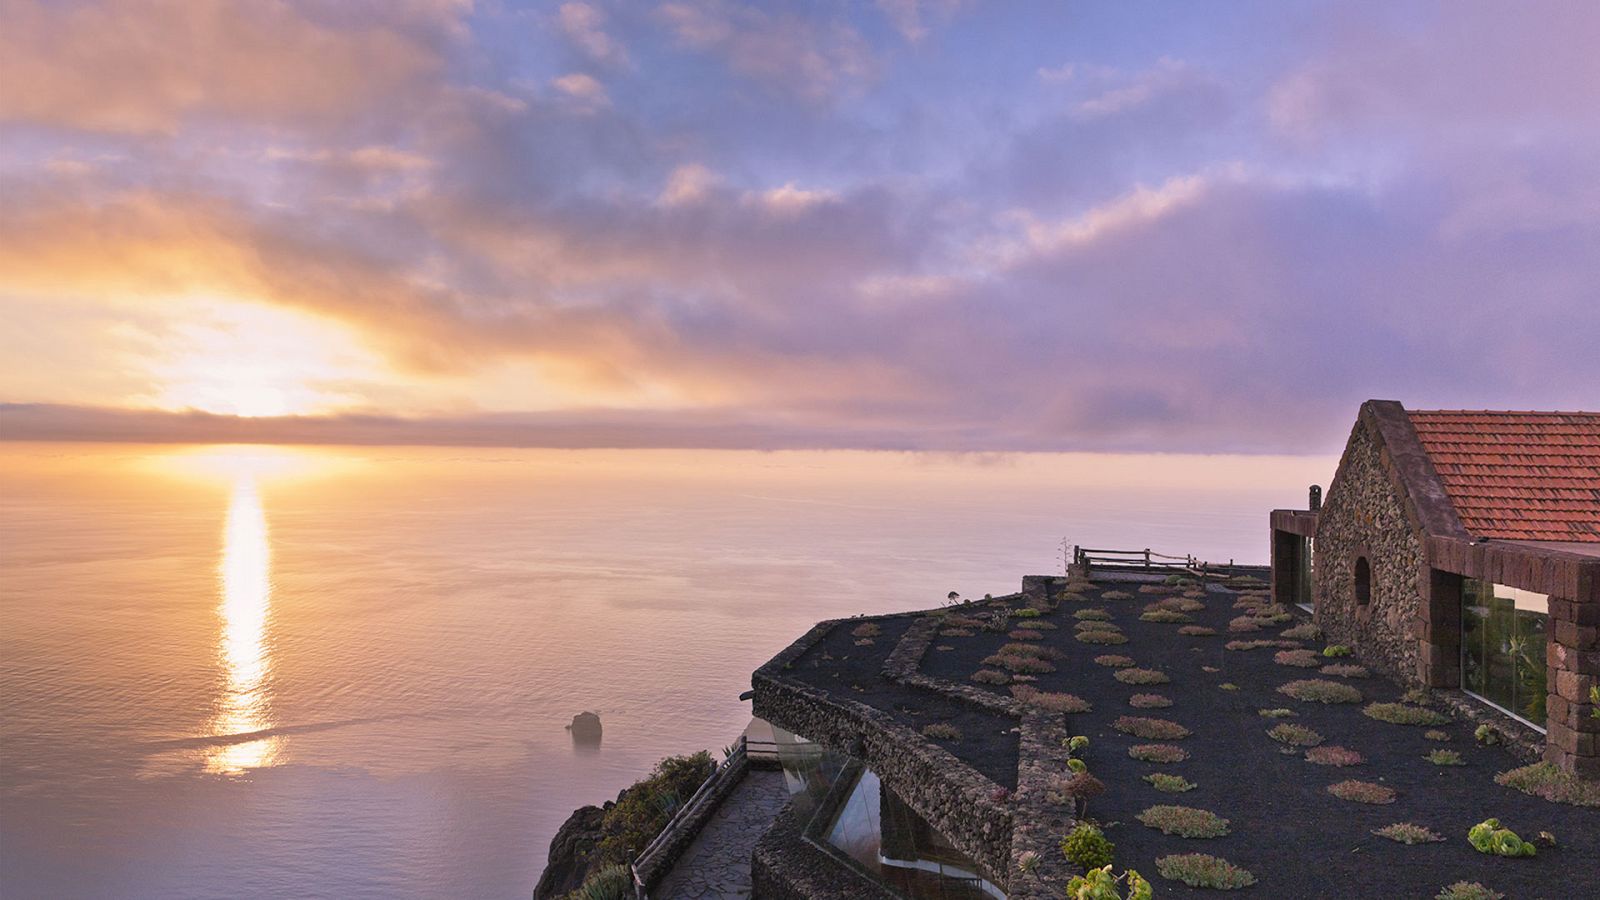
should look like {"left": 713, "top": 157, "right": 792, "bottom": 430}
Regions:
{"left": 745, "top": 568, "right": 1599, "bottom": 898}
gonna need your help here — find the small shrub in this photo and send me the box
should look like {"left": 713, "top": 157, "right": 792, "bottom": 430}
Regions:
{"left": 1273, "top": 649, "right": 1321, "bottom": 667}
{"left": 1144, "top": 773, "right": 1195, "bottom": 793}
{"left": 1166, "top": 597, "right": 1207, "bottom": 612}
{"left": 971, "top": 669, "right": 1010, "bottom": 685}
{"left": 1320, "top": 664, "right": 1370, "bottom": 678}
{"left": 1425, "top": 749, "right": 1465, "bottom": 766}
{"left": 1013, "top": 607, "right": 1041, "bottom": 618}
{"left": 1115, "top": 668, "right": 1170, "bottom": 685}
{"left": 1076, "top": 629, "right": 1129, "bottom": 645}
{"left": 1474, "top": 724, "right": 1503, "bottom": 745}
{"left": 1011, "top": 685, "right": 1092, "bottom": 714}
{"left": 1201, "top": 665, "right": 1219, "bottom": 673}
{"left": 1103, "top": 590, "right": 1134, "bottom": 600}
{"left": 921, "top": 723, "right": 962, "bottom": 741}
{"left": 1066, "top": 866, "right": 1151, "bottom": 900}
{"left": 1374, "top": 823, "right": 1445, "bottom": 844}
{"left": 851, "top": 622, "right": 881, "bottom": 638}
{"left": 1054, "top": 772, "right": 1107, "bottom": 818}
{"left": 1177, "top": 625, "right": 1217, "bottom": 636}
{"left": 1467, "top": 818, "right": 1536, "bottom": 857}
{"left": 1436, "top": 883, "right": 1504, "bottom": 900}
{"left": 1305, "top": 746, "right": 1365, "bottom": 766}
{"left": 1257, "top": 707, "right": 1297, "bottom": 718}
{"left": 1327, "top": 780, "right": 1396, "bottom": 804}
{"left": 1494, "top": 762, "right": 1600, "bottom": 807}
{"left": 1061, "top": 593, "right": 1089, "bottom": 604}
{"left": 1008, "top": 629, "right": 1044, "bottom": 640}
{"left": 567, "top": 864, "right": 633, "bottom": 900}
{"left": 1322, "top": 644, "right": 1352, "bottom": 657}
{"left": 1227, "top": 616, "right": 1262, "bottom": 633}
{"left": 1074, "top": 608, "right": 1112, "bottom": 621}
{"left": 1424, "top": 729, "right": 1450, "bottom": 742}
{"left": 1253, "top": 611, "right": 1293, "bottom": 626}
{"left": 1281, "top": 622, "right": 1320, "bottom": 640}
{"left": 1140, "top": 609, "right": 1192, "bottom": 623}
{"left": 1219, "top": 683, "right": 1239, "bottom": 691}
{"left": 999, "top": 641, "right": 1056, "bottom": 658}
{"left": 1026, "top": 619, "right": 1058, "bottom": 630}
{"left": 1129, "top": 693, "right": 1172, "bottom": 709}
{"left": 1402, "top": 687, "right": 1433, "bottom": 706}
{"left": 1226, "top": 638, "right": 1302, "bottom": 651}
{"left": 1267, "top": 723, "right": 1323, "bottom": 747}
{"left": 938, "top": 627, "right": 975, "bottom": 637}
{"left": 1136, "top": 805, "right": 1230, "bottom": 838}
{"left": 986, "top": 653, "right": 1058, "bottom": 673}
{"left": 1094, "top": 654, "right": 1135, "bottom": 668}
{"left": 853, "top": 637, "right": 874, "bottom": 646}
{"left": 1363, "top": 703, "right": 1450, "bottom": 726}
{"left": 1278, "top": 679, "right": 1363, "bottom": 704}
{"left": 1061, "top": 823, "right": 1115, "bottom": 870}
{"left": 1154, "top": 854, "right": 1256, "bottom": 889}
{"left": 1128, "top": 744, "right": 1188, "bottom": 763}
{"left": 1114, "top": 716, "right": 1191, "bottom": 740}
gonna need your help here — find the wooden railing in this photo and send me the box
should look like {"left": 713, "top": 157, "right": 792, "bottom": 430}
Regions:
{"left": 1069, "top": 545, "right": 1254, "bottom": 580}
{"left": 1072, "top": 545, "right": 1195, "bottom": 573}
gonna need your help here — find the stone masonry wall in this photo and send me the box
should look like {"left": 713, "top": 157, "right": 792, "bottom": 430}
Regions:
{"left": 1314, "top": 420, "right": 1425, "bottom": 686}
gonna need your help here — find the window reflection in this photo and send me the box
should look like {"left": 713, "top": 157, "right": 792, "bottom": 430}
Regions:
{"left": 772, "top": 727, "right": 1002, "bottom": 899}
{"left": 1461, "top": 579, "right": 1547, "bottom": 727}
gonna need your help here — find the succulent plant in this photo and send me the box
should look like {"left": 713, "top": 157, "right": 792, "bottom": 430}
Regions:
{"left": 1467, "top": 819, "right": 1536, "bottom": 857}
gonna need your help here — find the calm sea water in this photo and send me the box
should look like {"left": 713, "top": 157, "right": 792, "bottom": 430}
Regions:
{"left": 0, "top": 443, "right": 1330, "bottom": 899}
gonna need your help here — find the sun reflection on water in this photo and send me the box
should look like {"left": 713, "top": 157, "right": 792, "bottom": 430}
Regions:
{"left": 206, "top": 472, "right": 281, "bottom": 774}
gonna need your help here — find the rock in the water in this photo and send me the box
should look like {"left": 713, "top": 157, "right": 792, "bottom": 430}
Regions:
{"left": 567, "top": 711, "right": 602, "bottom": 745}
{"left": 532, "top": 803, "right": 607, "bottom": 899}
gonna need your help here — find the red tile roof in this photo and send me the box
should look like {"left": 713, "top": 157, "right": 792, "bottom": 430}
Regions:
{"left": 1409, "top": 410, "right": 1600, "bottom": 543}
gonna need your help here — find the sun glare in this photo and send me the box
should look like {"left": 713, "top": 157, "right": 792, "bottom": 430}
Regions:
{"left": 207, "top": 472, "right": 280, "bottom": 774}
{"left": 143, "top": 298, "right": 378, "bottom": 418}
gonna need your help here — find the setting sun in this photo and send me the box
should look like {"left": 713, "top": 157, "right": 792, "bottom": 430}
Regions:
{"left": 142, "top": 298, "right": 376, "bottom": 418}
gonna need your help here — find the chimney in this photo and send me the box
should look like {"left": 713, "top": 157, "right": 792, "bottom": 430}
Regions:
{"left": 1309, "top": 485, "right": 1322, "bottom": 511}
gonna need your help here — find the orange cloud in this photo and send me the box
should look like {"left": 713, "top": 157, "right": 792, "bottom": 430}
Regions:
{"left": 0, "top": 0, "right": 463, "bottom": 134}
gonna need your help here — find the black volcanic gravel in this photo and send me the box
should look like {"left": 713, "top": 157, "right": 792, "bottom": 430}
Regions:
{"left": 785, "top": 612, "right": 1020, "bottom": 789}
{"left": 921, "top": 579, "right": 1599, "bottom": 898}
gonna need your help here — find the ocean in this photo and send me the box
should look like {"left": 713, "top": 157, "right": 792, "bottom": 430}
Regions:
{"left": 0, "top": 443, "right": 1329, "bottom": 898}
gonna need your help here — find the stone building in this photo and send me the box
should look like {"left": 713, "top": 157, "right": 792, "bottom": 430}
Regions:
{"left": 1270, "top": 400, "right": 1600, "bottom": 776}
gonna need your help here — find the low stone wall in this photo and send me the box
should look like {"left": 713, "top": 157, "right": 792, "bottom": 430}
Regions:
{"left": 750, "top": 663, "right": 1014, "bottom": 884}
{"left": 1008, "top": 710, "right": 1078, "bottom": 900}
{"left": 881, "top": 611, "right": 1024, "bottom": 717}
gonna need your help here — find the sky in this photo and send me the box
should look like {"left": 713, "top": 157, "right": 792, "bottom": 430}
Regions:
{"left": 1, "top": 0, "right": 1597, "bottom": 454}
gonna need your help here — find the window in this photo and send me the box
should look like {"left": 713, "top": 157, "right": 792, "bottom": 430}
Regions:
{"left": 1296, "top": 536, "right": 1315, "bottom": 611}
{"left": 1461, "top": 580, "right": 1548, "bottom": 728}
{"left": 1353, "top": 556, "right": 1371, "bottom": 607}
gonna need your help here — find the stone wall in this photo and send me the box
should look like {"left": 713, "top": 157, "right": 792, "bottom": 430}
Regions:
{"left": 750, "top": 623, "right": 1015, "bottom": 885}
{"left": 1314, "top": 418, "right": 1425, "bottom": 686}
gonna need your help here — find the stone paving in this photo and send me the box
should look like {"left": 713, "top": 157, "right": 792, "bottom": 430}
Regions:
{"left": 651, "top": 769, "right": 791, "bottom": 900}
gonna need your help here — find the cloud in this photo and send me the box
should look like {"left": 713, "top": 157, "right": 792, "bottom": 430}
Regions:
{"left": 0, "top": 0, "right": 465, "bottom": 135}
{"left": 556, "top": 2, "right": 629, "bottom": 67}
{"left": 3, "top": 0, "right": 1599, "bottom": 454}
{"left": 551, "top": 73, "right": 611, "bottom": 112}
{"left": 656, "top": 0, "right": 875, "bottom": 102}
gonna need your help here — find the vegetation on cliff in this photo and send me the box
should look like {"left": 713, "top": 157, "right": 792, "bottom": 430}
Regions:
{"left": 537, "top": 751, "right": 715, "bottom": 899}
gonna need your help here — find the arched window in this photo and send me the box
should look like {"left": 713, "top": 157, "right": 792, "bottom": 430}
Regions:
{"left": 1354, "top": 557, "right": 1371, "bottom": 607}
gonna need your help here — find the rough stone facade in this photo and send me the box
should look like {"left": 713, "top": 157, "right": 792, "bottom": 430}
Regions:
{"left": 1314, "top": 419, "right": 1426, "bottom": 686}
{"left": 1546, "top": 595, "right": 1600, "bottom": 778}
